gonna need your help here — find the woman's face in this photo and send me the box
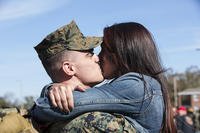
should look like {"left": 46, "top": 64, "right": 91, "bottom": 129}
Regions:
{"left": 99, "top": 38, "right": 117, "bottom": 79}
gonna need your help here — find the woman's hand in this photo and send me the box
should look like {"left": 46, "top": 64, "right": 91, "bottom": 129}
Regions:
{"left": 48, "top": 83, "right": 86, "bottom": 112}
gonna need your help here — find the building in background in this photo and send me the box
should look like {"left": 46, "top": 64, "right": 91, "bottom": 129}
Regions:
{"left": 178, "top": 88, "right": 200, "bottom": 111}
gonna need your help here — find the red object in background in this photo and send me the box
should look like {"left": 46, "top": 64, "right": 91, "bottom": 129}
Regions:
{"left": 178, "top": 106, "right": 186, "bottom": 111}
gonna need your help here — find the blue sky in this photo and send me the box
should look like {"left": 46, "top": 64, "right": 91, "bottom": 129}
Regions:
{"left": 0, "top": 0, "right": 200, "bottom": 101}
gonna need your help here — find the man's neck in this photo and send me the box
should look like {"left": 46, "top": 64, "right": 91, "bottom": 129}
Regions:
{"left": 61, "top": 77, "right": 90, "bottom": 90}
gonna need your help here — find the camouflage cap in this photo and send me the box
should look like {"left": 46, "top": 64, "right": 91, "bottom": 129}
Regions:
{"left": 34, "top": 20, "right": 102, "bottom": 61}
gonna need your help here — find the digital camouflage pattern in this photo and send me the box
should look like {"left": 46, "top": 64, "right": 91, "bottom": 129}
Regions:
{"left": 47, "top": 112, "right": 136, "bottom": 133}
{"left": 34, "top": 20, "right": 102, "bottom": 61}
{"left": 0, "top": 109, "right": 134, "bottom": 133}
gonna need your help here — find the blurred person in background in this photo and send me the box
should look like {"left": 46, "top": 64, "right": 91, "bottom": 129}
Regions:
{"left": 175, "top": 106, "right": 195, "bottom": 133}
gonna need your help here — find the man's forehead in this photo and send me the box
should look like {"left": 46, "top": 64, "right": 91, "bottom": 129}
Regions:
{"left": 70, "top": 49, "right": 94, "bottom": 54}
{"left": 66, "top": 49, "right": 93, "bottom": 58}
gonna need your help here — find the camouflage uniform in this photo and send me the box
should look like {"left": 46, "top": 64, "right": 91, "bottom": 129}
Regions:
{"left": 47, "top": 112, "right": 136, "bottom": 133}
{"left": 0, "top": 109, "right": 136, "bottom": 133}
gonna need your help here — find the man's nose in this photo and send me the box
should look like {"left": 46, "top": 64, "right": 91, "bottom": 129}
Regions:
{"left": 93, "top": 54, "right": 99, "bottom": 63}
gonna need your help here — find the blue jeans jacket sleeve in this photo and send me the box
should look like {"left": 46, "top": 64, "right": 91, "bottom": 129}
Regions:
{"left": 31, "top": 72, "right": 164, "bottom": 133}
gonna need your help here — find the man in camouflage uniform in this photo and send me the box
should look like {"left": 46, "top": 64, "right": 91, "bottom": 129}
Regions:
{"left": 0, "top": 21, "right": 136, "bottom": 133}
{"left": 32, "top": 20, "right": 135, "bottom": 133}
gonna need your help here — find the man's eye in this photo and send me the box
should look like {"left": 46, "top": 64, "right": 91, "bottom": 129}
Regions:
{"left": 87, "top": 52, "right": 94, "bottom": 57}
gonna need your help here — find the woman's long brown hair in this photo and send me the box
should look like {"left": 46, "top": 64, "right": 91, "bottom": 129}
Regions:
{"left": 103, "top": 22, "right": 177, "bottom": 132}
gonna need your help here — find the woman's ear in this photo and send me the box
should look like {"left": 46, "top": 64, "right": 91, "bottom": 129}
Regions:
{"left": 62, "top": 61, "right": 76, "bottom": 76}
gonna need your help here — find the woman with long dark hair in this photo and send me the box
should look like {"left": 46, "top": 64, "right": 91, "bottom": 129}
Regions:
{"left": 100, "top": 22, "right": 176, "bottom": 132}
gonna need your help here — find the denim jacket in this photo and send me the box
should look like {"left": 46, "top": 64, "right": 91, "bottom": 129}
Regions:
{"left": 31, "top": 72, "right": 164, "bottom": 133}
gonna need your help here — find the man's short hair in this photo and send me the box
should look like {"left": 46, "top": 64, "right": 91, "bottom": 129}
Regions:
{"left": 34, "top": 20, "right": 102, "bottom": 81}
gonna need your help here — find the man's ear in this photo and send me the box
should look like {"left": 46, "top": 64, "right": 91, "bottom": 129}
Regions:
{"left": 62, "top": 61, "right": 76, "bottom": 76}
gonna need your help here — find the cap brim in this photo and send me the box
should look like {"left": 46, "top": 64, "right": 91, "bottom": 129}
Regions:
{"left": 84, "top": 37, "right": 102, "bottom": 50}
